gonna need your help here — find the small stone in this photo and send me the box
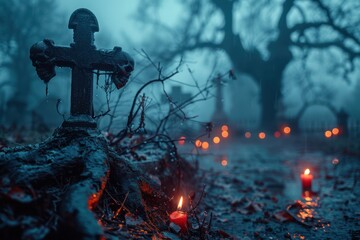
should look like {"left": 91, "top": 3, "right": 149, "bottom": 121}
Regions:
{"left": 125, "top": 214, "right": 144, "bottom": 227}
{"left": 161, "top": 231, "right": 181, "bottom": 240}
{"left": 192, "top": 222, "right": 200, "bottom": 230}
{"left": 284, "top": 232, "right": 291, "bottom": 239}
{"left": 169, "top": 222, "right": 181, "bottom": 233}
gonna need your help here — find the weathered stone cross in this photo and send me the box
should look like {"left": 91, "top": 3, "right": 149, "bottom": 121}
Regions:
{"left": 30, "top": 8, "right": 134, "bottom": 127}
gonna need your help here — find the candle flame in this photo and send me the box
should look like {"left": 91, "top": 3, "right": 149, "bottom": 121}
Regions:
{"left": 304, "top": 169, "right": 310, "bottom": 175}
{"left": 177, "top": 196, "right": 183, "bottom": 210}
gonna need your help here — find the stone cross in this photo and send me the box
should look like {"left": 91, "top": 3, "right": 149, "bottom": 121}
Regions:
{"left": 30, "top": 8, "right": 134, "bottom": 127}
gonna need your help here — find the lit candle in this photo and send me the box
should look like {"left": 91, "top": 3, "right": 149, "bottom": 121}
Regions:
{"left": 170, "top": 196, "right": 187, "bottom": 232}
{"left": 301, "top": 169, "right": 313, "bottom": 192}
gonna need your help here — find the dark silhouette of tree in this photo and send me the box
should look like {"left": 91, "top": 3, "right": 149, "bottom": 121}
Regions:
{"left": 0, "top": 0, "right": 65, "bottom": 126}
{"left": 136, "top": 0, "right": 360, "bottom": 131}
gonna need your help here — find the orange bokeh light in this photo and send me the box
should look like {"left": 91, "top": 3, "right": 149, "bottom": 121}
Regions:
{"left": 324, "top": 130, "right": 332, "bottom": 138}
{"left": 201, "top": 141, "right": 209, "bottom": 150}
{"left": 213, "top": 136, "right": 220, "bottom": 144}
{"left": 274, "top": 131, "right": 281, "bottom": 138}
{"left": 283, "top": 126, "right": 291, "bottom": 134}
{"left": 195, "top": 140, "right": 202, "bottom": 148}
{"left": 221, "top": 125, "right": 229, "bottom": 131}
{"left": 221, "top": 159, "right": 228, "bottom": 166}
{"left": 332, "top": 128, "right": 339, "bottom": 135}
{"left": 245, "top": 132, "right": 251, "bottom": 138}
{"left": 221, "top": 131, "right": 229, "bottom": 138}
{"left": 304, "top": 169, "right": 310, "bottom": 175}
{"left": 258, "top": 132, "right": 266, "bottom": 139}
{"left": 178, "top": 136, "right": 186, "bottom": 145}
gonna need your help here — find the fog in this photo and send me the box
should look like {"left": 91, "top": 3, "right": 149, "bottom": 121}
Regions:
{"left": 1, "top": 0, "right": 359, "bottom": 133}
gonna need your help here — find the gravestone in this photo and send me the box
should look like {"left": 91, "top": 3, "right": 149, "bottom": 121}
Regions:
{"left": 337, "top": 109, "right": 349, "bottom": 136}
{"left": 30, "top": 8, "right": 134, "bottom": 128}
{"left": 212, "top": 74, "right": 228, "bottom": 125}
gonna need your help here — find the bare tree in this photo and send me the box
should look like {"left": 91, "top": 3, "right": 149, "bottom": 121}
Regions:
{"left": 0, "top": 0, "right": 65, "bottom": 125}
{"left": 135, "top": 0, "right": 360, "bottom": 131}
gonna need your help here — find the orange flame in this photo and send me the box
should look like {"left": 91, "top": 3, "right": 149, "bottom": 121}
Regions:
{"left": 201, "top": 141, "right": 209, "bottom": 150}
{"left": 258, "top": 132, "right": 266, "bottom": 139}
{"left": 324, "top": 130, "right": 332, "bottom": 138}
{"left": 221, "top": 125, "right": 229, "bottom": 131}
{"left": 332, "top": 128, "right": 339, "bottom": 135}
{"left": 177, "top": 196, "right": 183, "bottom": 210}
{"left": 245, "top": 132, "right": 251, "bottom": 138}
{"left": 213, "top": 136, "right": 220, "bottom": 144}
{"left": 221, "top": 131, "right": 229, "bottom": 138}
{"left": 304, "top": 169, "right": 310, "bottom": 175}
{"left": 283, "top": 126, "right": 291, "bottom": 134}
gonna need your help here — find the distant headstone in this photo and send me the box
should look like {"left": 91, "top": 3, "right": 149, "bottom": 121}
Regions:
{"left": 337, "top": 109, "right": 349, "bottom": 136}
{"left": 212, "top": 75, "right": 228, "bottom": 125}
{"left": 162, "top": 86, "right": 192, "bottom": 105}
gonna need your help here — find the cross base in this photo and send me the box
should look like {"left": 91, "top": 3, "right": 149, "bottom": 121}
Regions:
{"left": 61, "top": 115, "right": 97, "bottom": 128}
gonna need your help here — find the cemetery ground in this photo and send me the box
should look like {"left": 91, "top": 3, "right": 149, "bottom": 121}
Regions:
{"left": 0, "top": 127, "right": 359, "bottom": 240}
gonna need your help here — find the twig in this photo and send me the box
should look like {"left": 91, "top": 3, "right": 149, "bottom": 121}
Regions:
{"left": 189, "top": 185, "right": 206, "bottom": 213}
{"left": 113, "top": 192, "right": 129, "bottom": 219}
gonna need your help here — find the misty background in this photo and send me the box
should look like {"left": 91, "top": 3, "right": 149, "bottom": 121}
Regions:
{"left": 1, "top": 0, "right": 359, "bottom": 134}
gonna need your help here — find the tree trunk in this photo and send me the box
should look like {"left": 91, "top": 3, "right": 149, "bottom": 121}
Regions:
{"left": 260, "top": 81, "right": 279, "bottom": 132}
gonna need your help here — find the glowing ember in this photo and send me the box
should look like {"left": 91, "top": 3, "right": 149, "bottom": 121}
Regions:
{"left": 245, "top": 132, "right": 251, "bottom": 138}
{"left": 332, "top": 158, "right": 340, "bottom": 165}
{"left": 221, "top": 131, "right": 229, "bottom": 138}
{"left": 274, "top": 131, "right": 281, "bottom": 138}
{"left": 213, "top": 136, "right": 220, "bottom": 144}
{"left": 304, "top": 169, "right": 310, "bottom": 175}
{"left": 201, "top": 141, "right": 209, "bottom": 150}
{"left": 195, "top": 140, "right": 202, "bottom": 148}
{"left": 177, "top": 196, "right": 183, "bottom": 210}
{"left": 221, "top": 125, "right": 229, "bottom": 131}
{"left": 324, "top": 130, "right": 332, "bottom": 138}
{"left": 221, "top": 159, "right": 228, "bottom": 166}
{"left": 332, "top": 127, "right": 339, "bottom": 135}
{"left": 258, "top": 132, "right": 266, "bottom": 139}
{"left": 283, "top": 126, "right": 291, "bottom": 134}
{"left": 178, "top": 136, "right": 186, "bottom": 145}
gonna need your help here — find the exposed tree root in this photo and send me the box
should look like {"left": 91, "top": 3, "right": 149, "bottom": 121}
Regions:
{"left": 0, "top": 125, "right": 187, "bottom": 239}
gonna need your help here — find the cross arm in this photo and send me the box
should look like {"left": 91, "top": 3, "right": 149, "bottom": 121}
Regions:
{"left": 92, "top": 47, "right": 134, "bottom": 89}
{"left": 30, "top": 39, "right": 75, "bottom": 83}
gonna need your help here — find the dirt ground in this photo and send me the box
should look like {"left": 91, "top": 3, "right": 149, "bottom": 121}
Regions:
{"left": 1, "top": 128, "right": 359, "bottom": 239}
{"left": 179, "top": 136, "right": 360, "bottom": 239}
